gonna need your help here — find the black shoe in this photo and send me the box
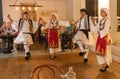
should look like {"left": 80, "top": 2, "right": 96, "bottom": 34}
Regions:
{"left": 25, "top": 56, "right": 29, "bottom": 60}
{"left": 25, "top": 52, "right": 31, "bottom": 60}
{"left": 79, "top": 52, "right": 86, "bottom": 56}
{"left": 105, "top": 65, "right": 109, "bottom": 69}
{"left": 84, "top": 58, "right": 88, "bottom": 63}
{"left": 99, "top": 67, "right": 106, "bottom": 72}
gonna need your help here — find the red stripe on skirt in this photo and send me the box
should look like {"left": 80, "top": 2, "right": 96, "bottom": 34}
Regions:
{"left": 96, "top": 34, "right": 108, "bottom": 55}
{"left": 48, "top": 29, "right": 59, "bottom": 48}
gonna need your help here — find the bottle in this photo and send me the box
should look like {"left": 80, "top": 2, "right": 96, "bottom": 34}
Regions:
{"left": 85, "top": 76, "right": 90, "bottom": 79}
{"left": 66, "top": 67, "right": 76, "bottom": 79}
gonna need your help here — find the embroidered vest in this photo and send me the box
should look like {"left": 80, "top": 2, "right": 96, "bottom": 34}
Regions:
{"left": 79, "top": 15, "right": 90, "bottom": 31}
{"left": 18, "top": 18, "right": 33, "bottom": 33}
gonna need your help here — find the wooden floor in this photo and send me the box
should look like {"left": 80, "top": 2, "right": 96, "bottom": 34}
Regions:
{"left": 0, "top": 43, "right": 120, "bottom": 79}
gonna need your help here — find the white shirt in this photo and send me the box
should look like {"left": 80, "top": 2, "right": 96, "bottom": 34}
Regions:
{"left": 99, "top": 18, "right": 110, "bottom": 38}
{"left": 79, "top": 18, "right": 86, "bottom": 29}
{"left": 21, "top": 20, "right": 31, "bottom": 33}
{"left": 12, "top": 20, "right": 38, "bottom": 33}
{"left": 77, "top": 16, "right": 94, "bottom": 32}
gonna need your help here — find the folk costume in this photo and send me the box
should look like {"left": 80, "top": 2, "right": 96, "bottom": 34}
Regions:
{"left": 12, "top": 18, "right": 38, "bottom": 59}
{"left": 95, "top": 8, "right": 112, "bottom": 68}
{"left": 46, "top": 13, "right": 61, "bottom": 59}
{"left": 73, "top": 9, "right": 94, "bottom": 62}
{"left": 46, "top": 13, "right": 70, "bottom": 59}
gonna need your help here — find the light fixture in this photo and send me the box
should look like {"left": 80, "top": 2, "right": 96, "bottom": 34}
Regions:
{"left": 9, "top": 0, "right": 43, "bottom": 10}
{"left": 28, "top": 7, "right": 31, "bottom": 10}
{"left": 22, "top": 7, "right": 25, "bottom": 10}
{"left": 16, "top": 7, "right": 19, "bottom": 10}
{"left": 34, "top": 7, "right": 37, "bottom": 10}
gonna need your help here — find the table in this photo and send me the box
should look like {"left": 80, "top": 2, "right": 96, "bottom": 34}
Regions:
{"left": 0, "top": 33, "right": 18, "bottom": 53}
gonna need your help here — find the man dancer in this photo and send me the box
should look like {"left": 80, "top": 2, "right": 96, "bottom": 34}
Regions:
{"left": 73, "top": 8, "right": 94, "bottom": 62}
{"left": 8, "top": 12, "right": 38, "bottom": 60}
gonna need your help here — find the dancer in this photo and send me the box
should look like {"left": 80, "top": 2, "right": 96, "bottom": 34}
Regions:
{"left": 7, "top": 12, "right": 38, "bottom": 60}
{"left": 73, "top": 8, "right": 94, "bottom": 62}
{"left": 46, "top": 13, "right": 62, "bottom": 60}
{"left": 95, "top": 8, "right": 112, "bottom": 72}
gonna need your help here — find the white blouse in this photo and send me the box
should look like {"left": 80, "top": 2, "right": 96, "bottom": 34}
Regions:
{"left": 96, "top": 17, "right": 110, "bottom": 38}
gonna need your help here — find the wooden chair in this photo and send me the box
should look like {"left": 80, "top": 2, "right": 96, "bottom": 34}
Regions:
{"left": 30, "top": 64, "right": 65, "bottom": 79}
{"left": 0, "top": 39, "right": 3, "bottom": 53}
{"left": 61, "top": 31, "right": 74, "bottom": 52}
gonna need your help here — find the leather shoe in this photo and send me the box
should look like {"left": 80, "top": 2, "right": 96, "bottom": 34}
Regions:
{"left": 105, "top": 65, "right": 109, "bottom": 69}
{"left": 79, "top": 52, "right": 86, "bottom": 56}
{"left": 84, "top": 58, "right": 88, "bottom": 63}
{"left": 99, "top": 67, "right": 106, "bottom": 72}
{"left": 25, "top": 52, "right": 31, "bottom": 60}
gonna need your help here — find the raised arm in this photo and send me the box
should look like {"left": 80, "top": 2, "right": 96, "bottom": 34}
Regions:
{"left": 0, "top": 22, "right": 6, "bottom": 32}
{"left": 7, "top": 14, "right": 13, "bottom": 23}
{"left": 7, "top": 15, "right": 19, "bottom": 32}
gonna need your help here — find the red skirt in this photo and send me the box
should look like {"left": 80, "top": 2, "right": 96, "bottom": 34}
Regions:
{"left": 48, "top": 29, "right": 59, "bottom": 48}
{"left": 96, "top": 34, "right": 108, "bottom": 55}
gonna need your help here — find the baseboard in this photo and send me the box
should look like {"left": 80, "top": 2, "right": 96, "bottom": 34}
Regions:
{"left": 112, "top": 55, "right": 120, "bottom": 63}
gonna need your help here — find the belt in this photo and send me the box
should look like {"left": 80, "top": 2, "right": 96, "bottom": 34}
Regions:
{"left": 23, "top": 32, "right": 32, "bottom": 34}
{"left": 50, "top": 28, "right": 58, "bottom": 30}
{"left": 79, "top": 29, "right": 90, "bottom": 31}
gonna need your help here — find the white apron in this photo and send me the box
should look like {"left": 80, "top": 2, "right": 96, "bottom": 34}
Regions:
{"left": 14, "top": 32, "right": 33, "bottom": 44}
{"left": 73, "top": 31, "right": 92, "bottom": 46}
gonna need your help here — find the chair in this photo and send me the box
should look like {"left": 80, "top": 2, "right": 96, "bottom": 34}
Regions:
{"left": 30, "top": 64, "right": 64, "bottom": 79}
{"left": 61, "top": 31, "right": 74, "bottom": 52}
{"left": 0, "top": 39, "right": 3, "bottom": 53}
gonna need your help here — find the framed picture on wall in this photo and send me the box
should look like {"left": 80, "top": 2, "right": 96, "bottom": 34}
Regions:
{"left": 37, "top": 10, "right": 58, "bottom": 20}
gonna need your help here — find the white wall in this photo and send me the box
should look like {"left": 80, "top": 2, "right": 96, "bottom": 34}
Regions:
{"left": 73, "top": 0, "right": 85, "bottom": 20}
{"left": 2, "top": 0, "right": 86, "bottom": 22}
{"left": 2, "top": 0, "right": 67, "bottom": 21}
{"left": 109, "top": 0, "right": 117, "bottom": 43}
{"left": 66, "top": 0, "right": 73, "bottom": 20}
{"left": 2, "top": 0, "right": 21, "bottom": 21}
{"left": 66, "top": 0, "right": 85, "bottom": 21}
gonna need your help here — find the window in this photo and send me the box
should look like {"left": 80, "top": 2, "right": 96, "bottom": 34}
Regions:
{"left": 0, "top": 0, "right": 3, "bottom": 26}
{"left": 117, "top": 0, "right": 120, "bottom": 17}
{"left": 117, "top": 0, "right": 120, "bottom": 32}
{"left": 86, "top": 0, "right": 98, "bottom": 17}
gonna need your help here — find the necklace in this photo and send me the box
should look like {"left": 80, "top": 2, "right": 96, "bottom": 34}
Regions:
{"left": 50, "top": 20, "right": 58, "bottom": 28}
{"left": 99, "top": 19, "right": 106, "bottom": 31}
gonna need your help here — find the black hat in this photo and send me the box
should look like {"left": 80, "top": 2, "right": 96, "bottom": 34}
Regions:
{"left": 80, "top": 8, "right": 88, "bottom": 14}
{"left": 23, "top": 12, "right": 29, "bottom": 15}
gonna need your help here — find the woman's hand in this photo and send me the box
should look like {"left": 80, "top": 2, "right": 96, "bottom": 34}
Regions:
{"left": 107, "top": 40, "right": 111, "bottom": 45}
{"left": 91, "top": 17, "right": 96, "bottom": 26}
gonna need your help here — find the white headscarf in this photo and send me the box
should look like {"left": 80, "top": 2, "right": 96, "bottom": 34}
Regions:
{"left": 101, "top": 8, "right": 111, "bottom": 25}
{"left": 51, "top": 13, "right": 58, "bottom": 20}
{"left": 101, "top": 8, "right": 110, "bottom": 20}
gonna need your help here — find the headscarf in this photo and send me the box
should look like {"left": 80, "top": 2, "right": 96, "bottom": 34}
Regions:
{"left": 101, "top": 8, "right": 110, "bottom": 20}
{"left": 50, "top": 13, "right": 58, "bottom": 28}
{"left": 51, "top": 13, "right": 58, "bottom": 20}
{"left": 101, "top": 8, "right": 111, "bottom": 26}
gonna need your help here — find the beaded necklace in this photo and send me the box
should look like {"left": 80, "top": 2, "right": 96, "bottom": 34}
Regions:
{"left": 99, "top": 19, "right": 106, "bottom": 31}
{"left": 50, "top": 20, "right": 58, "bottom": 29}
